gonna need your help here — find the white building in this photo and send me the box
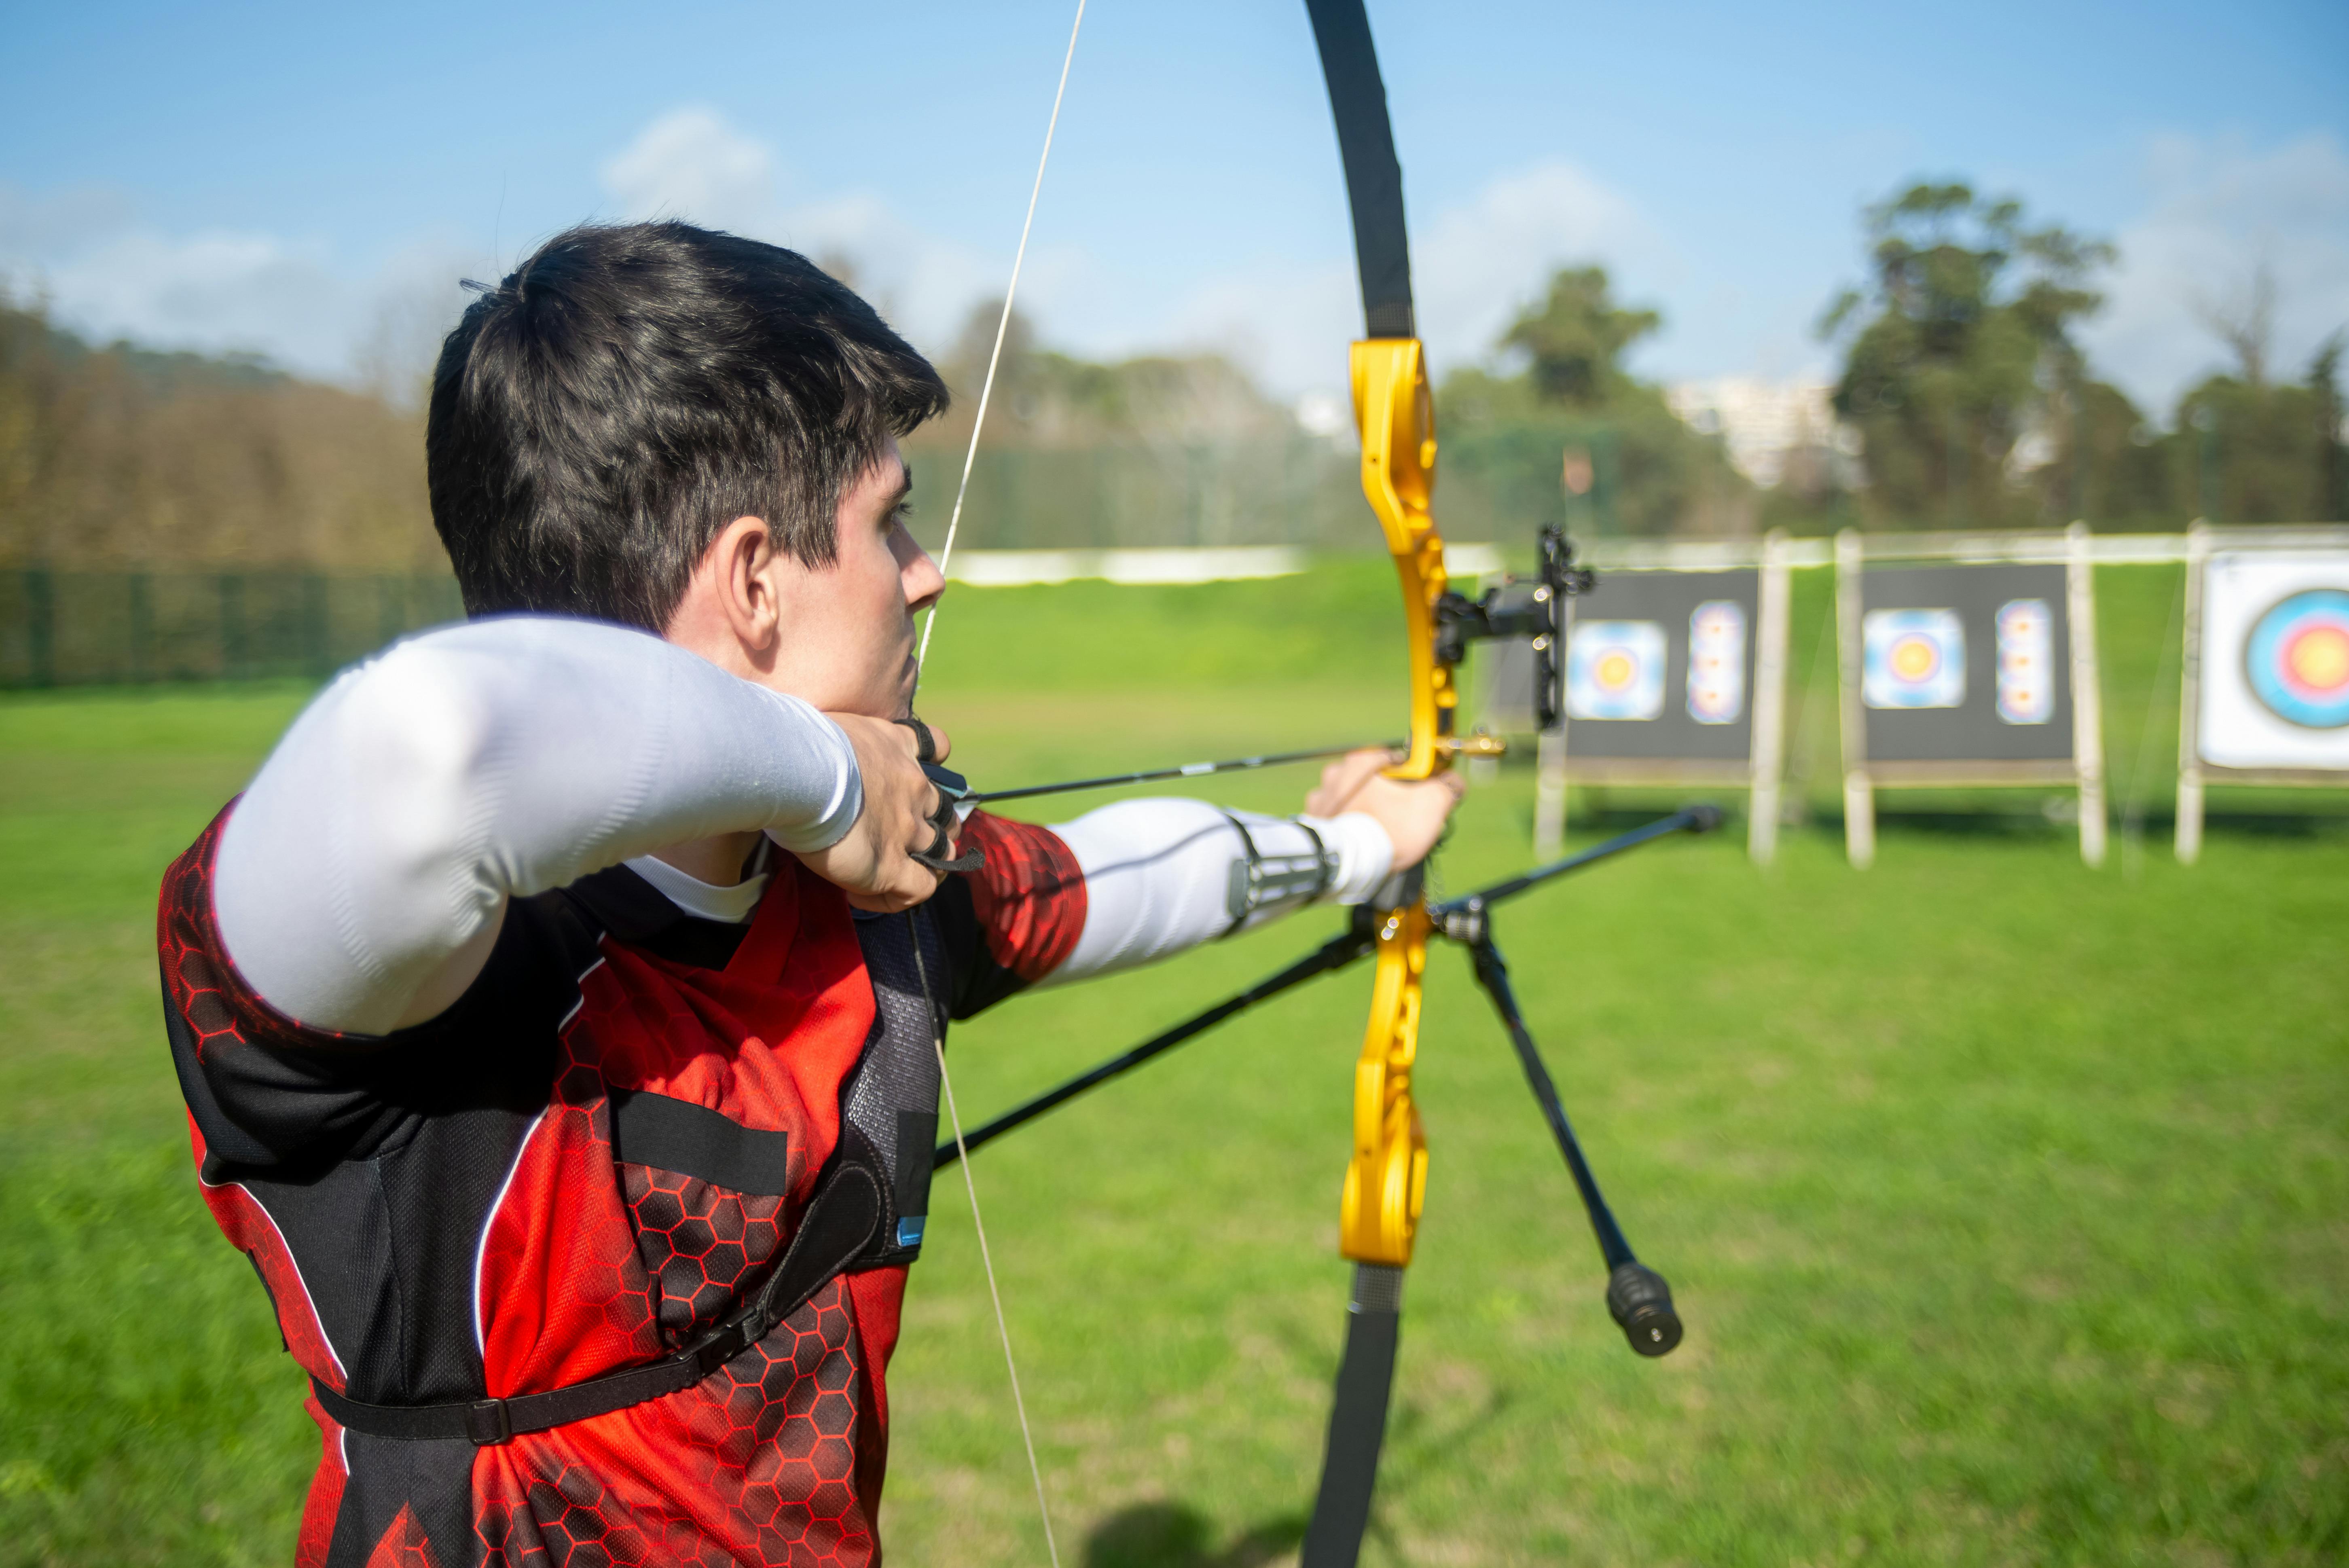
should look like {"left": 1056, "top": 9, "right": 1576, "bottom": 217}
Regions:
{"left": 1666, "top": 377, "right": 1858, "bottom": 489}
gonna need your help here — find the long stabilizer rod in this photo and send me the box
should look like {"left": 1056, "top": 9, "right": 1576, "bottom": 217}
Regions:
{"left": 937, "top": 807, "right": 1721, "bottom": 1170}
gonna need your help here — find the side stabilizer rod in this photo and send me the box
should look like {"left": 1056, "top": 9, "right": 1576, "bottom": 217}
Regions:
{"left": 1436, "top": 802, "right": 1722, "bottom": 920}
{"left": 1460, "top": 925, "right": 1682, "bottom": 1357}
{"left": 935, "top": 912, "right": 1379, "bottom": 1168}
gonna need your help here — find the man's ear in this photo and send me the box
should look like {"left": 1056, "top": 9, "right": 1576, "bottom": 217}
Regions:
{"left": 667, "top": 515, "right": 781, "bottom": 670}
{"left": 715, "top": 515, "right": 783, "bottom": 656}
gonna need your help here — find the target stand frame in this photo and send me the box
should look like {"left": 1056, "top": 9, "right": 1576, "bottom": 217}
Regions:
{"left": 2174, "top": 522, "right": 2349, "bottom": 863}
{"left": 1835, "top": 523, "right": 2109, "bottom": 870}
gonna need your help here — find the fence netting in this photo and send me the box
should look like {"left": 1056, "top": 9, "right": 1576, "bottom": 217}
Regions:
{"left": 0, "top": 434, "right": 1642, "bottom": 688}
{"left": 2, "top": 569, "right": 465, "bottom": 688}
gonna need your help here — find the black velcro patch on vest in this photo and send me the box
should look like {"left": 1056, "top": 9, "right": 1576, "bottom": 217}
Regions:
{"left": 609, "top": 1088, "right": 793, "bottom": 1197}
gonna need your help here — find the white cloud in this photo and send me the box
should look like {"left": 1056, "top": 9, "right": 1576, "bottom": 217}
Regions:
{"left": 600, "top": 106, "right": 781, "bottom": 235}
{"left": 2082, "top": 131, "right": 2349, "bottom": 416}
{"left": 0, "top": 112, "right": 1675, "bottom": 413}
{"left": 0, "top": 180, "right": 472, "bottom": 384}
{"left": 0, "top": 184, "right": 136, "bottom": 255}
{"left": 595, "top": 111, "right": 1677, "bottom": 406}
{"left": 1051, "top": 157, "right": 1672, "bottom": 405}
{"left": 1148, "top": 257, "right": 1357, "bottom": 398}
{"left": 1414, "top": 159, "right": 1677, "bottom": 377}
{"left": 1, "top": 100, "right": 1680, "bottom": 413}
{"left": 597, "top": 109, "right": 1001, "bottom": 354}
{"left": 51, "top": 229, "right": 347, "bottom": 358}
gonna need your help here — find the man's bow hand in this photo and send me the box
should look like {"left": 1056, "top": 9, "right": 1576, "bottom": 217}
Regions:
{"left": 1307, "top": 748, "right": 1466, "bottom": 871}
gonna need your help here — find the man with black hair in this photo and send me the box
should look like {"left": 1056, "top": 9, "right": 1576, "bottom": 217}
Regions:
{"left": 159, "top": 220, "right": 1462, "bottom": 1566}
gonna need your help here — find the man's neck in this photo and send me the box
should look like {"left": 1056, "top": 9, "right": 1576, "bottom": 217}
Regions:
{"left": 650, "top": 829, "right": 766, "bottom": 887}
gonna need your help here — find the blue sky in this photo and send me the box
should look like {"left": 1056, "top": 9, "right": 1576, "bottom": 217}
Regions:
{"left": 3, "top": 0, "right": 2344, "bottom": 419}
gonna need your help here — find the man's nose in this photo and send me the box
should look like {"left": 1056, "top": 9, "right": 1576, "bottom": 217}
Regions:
{"left": 903, "top": 540, "right": 946, "bottom": 612}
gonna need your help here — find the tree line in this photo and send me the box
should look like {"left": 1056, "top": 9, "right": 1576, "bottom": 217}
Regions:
{"left": 1815, "top": 181, "right": 2345, "bottom": 531}
{"left": 1420, "top": 180, "right": 2343, "bottom": 537}
{"left": 3, "top": 175, "right": 2341, "bottom": 571}
{"left": 0, "top": 290, "right": 442, "bottom": 571}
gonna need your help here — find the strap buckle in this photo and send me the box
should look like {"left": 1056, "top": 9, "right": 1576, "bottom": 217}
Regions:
{"left": 688, "top": 1318, "right": 754, "bottom": 1377}
{"left": 464, "top": 1397, "right": 512, "bottom": 1446}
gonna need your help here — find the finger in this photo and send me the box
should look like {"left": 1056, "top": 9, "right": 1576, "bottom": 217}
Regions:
{"left": 1312, "top": 749, "right": 1392, "bottom": 815}
{"left": 858, "top": 854, "right": 944, "bottom": 912}
{"left": 1309, "top": 753, "right": 1371, "bottom": 813}
{"left": 1348, "top": 748, "right": 1401, "bottom": 792}
{"left": 883, "top": 714, "right": 950, "bottom": 766}
{"left": 861, "top": 713, "right": 923, "bottom": 762}
{"left": 1306, "top": 761, "right": 1348, "bottom": 818}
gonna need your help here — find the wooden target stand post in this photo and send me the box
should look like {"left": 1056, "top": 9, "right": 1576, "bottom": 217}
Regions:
{"left": 1835, "top": 523, "right": 2109, "bottom": 868}
{"left": 2175, "top": 522, "right": 2349, "bottom": 862}
{"left": 1481, "top": 530, "right": 1797, "bottom": 864}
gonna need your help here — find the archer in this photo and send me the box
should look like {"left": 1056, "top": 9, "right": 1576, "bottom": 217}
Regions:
{"left": 155, "top": 220, "right": 1464, "bottom": 1566}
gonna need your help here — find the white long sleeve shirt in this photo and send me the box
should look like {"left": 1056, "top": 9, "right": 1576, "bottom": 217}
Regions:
{"left": 213, "top": 616, "right": 1391, "bottom": 1034}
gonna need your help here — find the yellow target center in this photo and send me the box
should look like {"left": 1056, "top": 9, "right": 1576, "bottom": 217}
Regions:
{"left": 2288, "top": 625, "right": 2349, "bottom": 690}
{"left": 1891, "top": 637, "right": 1937, "bottom": 680}
{"left": 1596, "top": 651, "right": 1634, "bottom": 687}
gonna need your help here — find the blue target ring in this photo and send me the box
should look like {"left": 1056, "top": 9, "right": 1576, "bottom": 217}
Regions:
{"left": 2244, "top": 588, "right": 2349, "bottom": 730}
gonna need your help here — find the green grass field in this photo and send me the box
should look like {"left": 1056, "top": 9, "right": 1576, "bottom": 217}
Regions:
{"left": 2, "top": 562, "right": 2344, "bottom": 1566}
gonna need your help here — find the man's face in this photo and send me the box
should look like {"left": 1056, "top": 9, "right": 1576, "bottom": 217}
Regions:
{"left": 764, "top": 437, "right": 944, "bottom": 717}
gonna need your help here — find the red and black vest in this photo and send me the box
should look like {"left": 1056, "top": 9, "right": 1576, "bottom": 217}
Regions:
{"left": 160, "top": 807, "right": 1085, "bottom": 1567}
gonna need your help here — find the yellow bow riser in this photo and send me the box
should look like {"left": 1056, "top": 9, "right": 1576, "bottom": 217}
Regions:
{"left": 1347, "top": 338, "right": 1452, "bottom": 781}
{"left": 1337, "top": 335, "right": 1445, "bottom": 1268}
{"left": 1342, "top": 898, "right": 1431, "bottom": 1263}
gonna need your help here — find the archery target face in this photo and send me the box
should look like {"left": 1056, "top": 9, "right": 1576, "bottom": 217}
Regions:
{"left": 1685, "top": 600, "right": 1746, "bottom": 724}
{"left": 1863, "top": 608, "right": 1966, "bottom": 709}
{"left": 2248, "top": 592, "right": 2349, "bottom": 726}
{"left": 1994, "top": 599, "right": 2055, "bottom": 725}
{"left": 1567, "top": 619, "right": 1667, "bottom": 721}
{"left": 2200, "top": 551, "right": 2349, "bottom": 769}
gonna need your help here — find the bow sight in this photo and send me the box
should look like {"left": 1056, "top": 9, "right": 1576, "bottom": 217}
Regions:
{"left": 1432, "top": 523, "right": 1597, "bottom": 734}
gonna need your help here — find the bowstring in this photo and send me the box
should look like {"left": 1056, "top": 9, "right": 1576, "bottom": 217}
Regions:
{"left": 914, "top": 0, "right": 1089, "bottom": 675}
{"left": 907, "top": 915, "right": 1062, "bottom": 1568}
{"left": 901, "top": 15, "right": 1086, "bottom": 1551}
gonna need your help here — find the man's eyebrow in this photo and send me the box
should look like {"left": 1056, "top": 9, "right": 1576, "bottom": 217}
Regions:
{"left": 888, "top": 461, "right": 913, "bottom": 506}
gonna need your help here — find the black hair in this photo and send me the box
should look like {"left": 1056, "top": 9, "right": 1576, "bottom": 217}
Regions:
{"left": 426, "top": 221, "right": 949, "bottom": 631}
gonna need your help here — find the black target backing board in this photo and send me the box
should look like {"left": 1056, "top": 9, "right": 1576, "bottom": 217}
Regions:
{"left": 1482, "top": 568, "right": 1760, "bottom": 762}
{"left": 1858, "top": 562, "right": 2074, "bottom": 764}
